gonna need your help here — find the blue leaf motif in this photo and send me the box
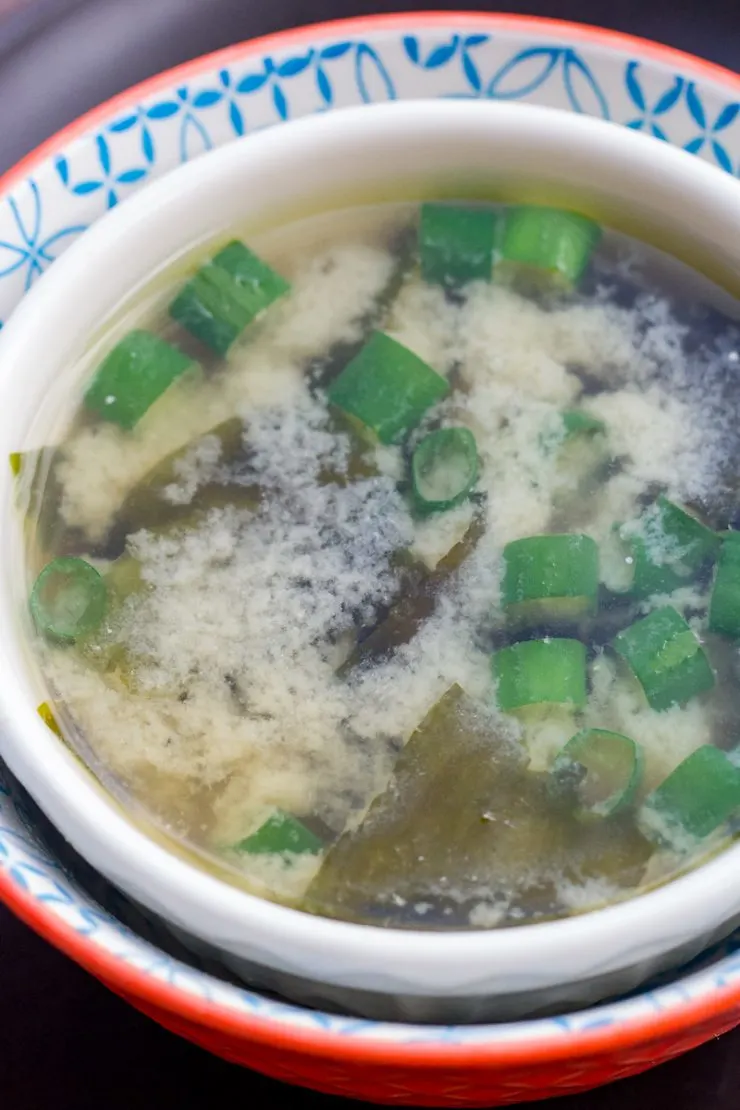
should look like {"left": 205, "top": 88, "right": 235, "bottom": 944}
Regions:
{"left": 651, "top": 122, "right": 669, "bottom": 141}
{"left": 320, "top": 42, "right": 352, "bottom": 60}
{"left": 229, "top": 100, "right": 244, "bottom": 136}
{"left": 686, "top": 83, "right": 706, "bottom": 128}
{"left": 627, "top": 119, "right": 645, "bottom": 131}
{"left": 117, "top": 168, "right": 146, "bottom": 184}
{"left": 276, "top": 53, "right": 312, "bottom": 78}
{"left": 576, "top": 1017, "right": 615, "bottom": 1031}
{"left": 96, "top": 134, "right": 111, "bottom": 175}
{"left": 424, "top": 39, "right": 459, "bottom": 69}
{"left": 714, "top": 102, "right": 740, "bottom": 132}
{"left": 464, "top": 34, "right": 489, "bottom": 47}
{"left": 0, "top": 242, "right": 27, "bottom": 277}
{"left": 354, "top": 43, "right": 395, "bottom": 104}
{"left": 316, "top": 64, "right": 332, "bottom": 105}
{"left": 462, "top": 51, "right": 481, "bottom": 93}
{"left": 562, "top": 51, "right": 609, "bottom": 119}
{"left": 487, "top": 48, "right": 560, "bottom": 101}
{"left": 109, "top": 114, "right": 138, "bottom": 133}
{"left": 654, "top": 78, "right": 684, "bottom": 115}
{"left": 72, "top": 181, "right": 103, "bottom": 195}
{"left": 36, "top": 876, "right": 74, "bottom": 903}
{"left": 272, "top": 82, "right": 288, "bottom": 121}
{"left": 55, "top": 156, "right": 69, "bottom": 186}
{"left": 402, "top": 36, "right": 420, "bottom": 64}
{"left": 684, "top": 136, "right": 705, "bottom": 154}
{"left": 712, "top": 141, "right": 733, "bottom": 173}
{"left": 146, "top": 100, "right": 179, "bottom": 119}
{"left": 193, "top": 89, "right": 222, "bottom": 108}
{"left": 237, "top": 71, "right": 268, "bottom": 94}
{"left": 625, "top": 61, "right": 645, "bottom": 111}
{"left": 9, "top": 865, "right": 28, "bottom": 889}
{"left": 10, "top": 183, "right": 41, "bottom": 244}
{"left": 142, "top": 125, "right": 155, "bottom": 164}
{"left": 180, "top": 113, "right": 212, "bottom": 162}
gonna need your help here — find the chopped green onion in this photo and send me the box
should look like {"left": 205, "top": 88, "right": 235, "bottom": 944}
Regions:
{"left": 169, "top": 240, "right": 289, "bottom": 355}
{"left": 419, "top": 203, "right": 496, "bottom": 287}
{"left": 234, "top": 810, "right": 323, "bottom": 856}
{"left": 498, "top": 206, "right": 601, "bottom": 290}
{"left": 561, "top": 410, "right": 606, "bottom": 438}
{"left": 492, "top": 638, "right": 587, "bottom": 713}
{"left": 309, "top": 225, "right": 417, "bottom": 391}
{"left": 327, "top": 331, "right": 449, "bottom": 445}
{"left": 641, "top": 745, "right": 740, "bottom": 844}
{"left": 30, "top": 556, "right": 107, "bottom": 643}
{"left": 709, "top": 534, "right": 740, "bottom": 638}
{"left": 84, "top": 330, "right": 196, "bottom": 429}
{"left": 37, "top": 701, "right": 62, "bottom": 737}
{"left": 611, "top": 605, "right": 714, "bottom": 711}
{"left": 551, "top": 729, "right": 643, "bottom": 820}
{"left": 503, "top": 534, "right": 599, "bottom": 628}
{"left": 619, "top": 497, "right": 719, "bottom": 599}
{"left": 9, "top": 451, "right": 21, "bottom": 476}
{"left": 411, "top": 427, "right": 478, "bottom": 513}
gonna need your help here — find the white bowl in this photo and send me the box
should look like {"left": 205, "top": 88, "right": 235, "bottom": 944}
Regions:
{"left": 2, "top": 99, "right": 740, "bottom": 1024}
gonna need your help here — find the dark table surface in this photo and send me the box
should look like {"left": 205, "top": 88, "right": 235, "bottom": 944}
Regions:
{"left": 2, "top": 1, "right": 740, "bottom": 1107}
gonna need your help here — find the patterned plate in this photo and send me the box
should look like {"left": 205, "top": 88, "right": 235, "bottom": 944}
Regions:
{"left": 3, "top": 13, "right": 740, "bottom": 1106}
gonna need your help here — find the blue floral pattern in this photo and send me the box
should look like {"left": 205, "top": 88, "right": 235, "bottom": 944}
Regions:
{"left": 0, "top": 179, "right": 86, "bottom": 288}
{"left": 3, "top": 17, "right": 740, "bottom": 1045}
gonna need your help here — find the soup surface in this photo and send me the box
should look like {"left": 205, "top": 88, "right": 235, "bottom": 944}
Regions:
{"left": 16, "top": 199, "right": 740, "bottom": 929}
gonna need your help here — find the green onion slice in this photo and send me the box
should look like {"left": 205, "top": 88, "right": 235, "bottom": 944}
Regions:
{"left": 492, "top": 638, "right": 587, "bottom": 713}
{"left": 84, "top": 330, "right": 197, "bottom": 429}
{"left": 411, "top": 427, "right": 478, "bottom": 513}
{"left": 611, "top": 605, "right": 715, "bottom": 711}
{"left": 640, "top": 745, "right": 740, "bottom": 844}
{"left": 619, "top": 497, "right": 719, "bottom": 599}
{"left": 561, "top": 410, "right": 606, "bottom": 438}
{"left": 327, "top": 331, "right": 449, "bottom": 445}
{"left": 709, "top": 534, "right": 740, "bottom": 638}
{"left": 169, "top": 240, "right": 289, "bottom": 356}
{"left": 234, "top": 810, "right": 323, "bottom": 856}
{"left": 498, "top": 206, "right": 601, "bottom": 290}
{"left": 419, "top": 203, "right": 496, "bottom": 287}
{"left": 551, "top": 728, "right": 643, "bottom": 820}
{"left": 503, "top": 534, "right": 599, "bottom": 628}
{"left": 30, "top": 556, "right": 107, "bottom": 643}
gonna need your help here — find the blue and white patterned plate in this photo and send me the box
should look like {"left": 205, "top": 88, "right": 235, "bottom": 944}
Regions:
{"left": 3, "top": 12, "right": 740, "bottom": 1052}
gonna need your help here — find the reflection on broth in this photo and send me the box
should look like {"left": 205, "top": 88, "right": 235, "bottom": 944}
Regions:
{"left": 16, "top": 199, "right": 740, "bottom": 929}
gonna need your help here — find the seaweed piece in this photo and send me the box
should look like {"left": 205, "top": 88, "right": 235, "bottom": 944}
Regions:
{"left": 306, "top": 686, "right": 651, "bottom": 926}
{"left": 338, "top": 512, "right": 484, "bottom": 674}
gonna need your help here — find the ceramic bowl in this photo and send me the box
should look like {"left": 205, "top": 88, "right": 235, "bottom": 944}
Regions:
{"left": 3, "top": 13, "right": 740, "bottom": 1104}
{"left": 5, "top": 93, "right": 740, "bottom": 1024}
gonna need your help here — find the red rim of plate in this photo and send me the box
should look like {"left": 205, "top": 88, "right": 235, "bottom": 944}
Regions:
{"left": 2, "top": 10, "right": 740, "bottom": 1066}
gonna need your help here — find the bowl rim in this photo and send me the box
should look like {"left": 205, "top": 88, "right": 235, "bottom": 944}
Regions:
{"left": 2, "top": 7, "right": 740, "bottom": 1061}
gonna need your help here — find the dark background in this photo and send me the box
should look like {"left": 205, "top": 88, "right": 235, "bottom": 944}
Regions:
{"left": 2, "top": 1, "right": 740, "bottom": 1106}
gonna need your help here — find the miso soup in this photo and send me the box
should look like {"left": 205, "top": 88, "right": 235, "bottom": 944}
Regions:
{"left": 16, "top": 199, "right": 740, "bottom": 929}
